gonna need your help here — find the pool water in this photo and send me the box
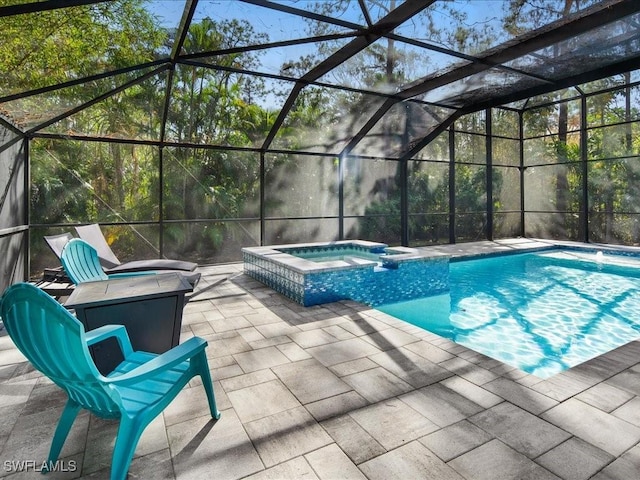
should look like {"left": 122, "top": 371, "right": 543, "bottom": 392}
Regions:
{"left": 378, "top": 250, "right": 640, "bottom": 378}
{"left": 290, "top": 248, "right": 382, "bottom": 263}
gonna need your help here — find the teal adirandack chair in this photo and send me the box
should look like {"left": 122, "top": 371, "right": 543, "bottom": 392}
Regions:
{"left": 60, "top": 238, "right": 154, "bottom": 284}
{"left": 0, "top": 283, "right": 220, "bottom": 480}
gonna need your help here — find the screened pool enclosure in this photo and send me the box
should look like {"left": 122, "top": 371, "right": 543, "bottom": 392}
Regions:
{"left": 1, "top": 0, "right": 640, "bottom": 292}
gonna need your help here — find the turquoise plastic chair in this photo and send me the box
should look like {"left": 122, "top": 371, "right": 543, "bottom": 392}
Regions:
{"left": 60, "top": 238, "right": 154, "bottom": 284}
{"left": 0, "top": 283, "right": 220, "bottom": 480}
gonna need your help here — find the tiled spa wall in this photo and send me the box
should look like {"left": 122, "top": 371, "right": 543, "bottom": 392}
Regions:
{"left": 243, "top": 249, "right": 450, "bottom": 307}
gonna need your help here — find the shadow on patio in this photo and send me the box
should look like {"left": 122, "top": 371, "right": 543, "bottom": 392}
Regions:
{"left": 1, "top": 251, "right": 640, "bottom": 479}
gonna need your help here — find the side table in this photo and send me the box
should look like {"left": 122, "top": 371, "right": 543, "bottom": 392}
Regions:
{"left": 65, "top": 272, "right": 193, "bottom": 374}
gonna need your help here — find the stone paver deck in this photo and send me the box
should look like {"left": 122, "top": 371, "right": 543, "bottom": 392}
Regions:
{"left": 1, "top": 238, "right": 639, "bottom": 479}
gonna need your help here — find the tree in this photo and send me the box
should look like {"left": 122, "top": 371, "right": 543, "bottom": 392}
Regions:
{"left": 18, "top": 1, "right": 165, "bottom": 226}
{"left": 0, "top": 1, "right": 163, "bottom": 93}
{"left": 587, "top": 86, "right": 640, "bottom": 244}
{"left": 301, "top": 1, "right": 497, "bottom": 243}
{"left": 162, "top": 17, "right": 271, "bottom": 256}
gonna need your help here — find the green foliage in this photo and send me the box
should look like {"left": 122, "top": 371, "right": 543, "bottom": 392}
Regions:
{"left": 0, "top": 1, "right": 163, "bottom": 94}
{"left": 21, "top": 10, "right": 273, "bottom": 264}
{"left": 11, "top": 0, "right": 640, "bottom": 274}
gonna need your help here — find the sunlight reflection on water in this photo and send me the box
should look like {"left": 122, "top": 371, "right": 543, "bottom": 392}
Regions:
{"left": 378, "top": 250, "right": 640, "bottom": 378}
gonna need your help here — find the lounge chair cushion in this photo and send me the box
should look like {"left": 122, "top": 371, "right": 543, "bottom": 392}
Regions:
{"left": 104, "top": 259, "right": 198, "bottom": 274}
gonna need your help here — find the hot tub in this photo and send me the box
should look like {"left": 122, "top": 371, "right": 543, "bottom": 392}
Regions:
{"left": 242, "top": 240, "right": 449, "bottom": 306}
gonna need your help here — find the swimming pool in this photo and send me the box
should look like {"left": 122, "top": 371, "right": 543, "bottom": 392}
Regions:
{"left": 378, "top": 249, "right": 640, "bottom": 378}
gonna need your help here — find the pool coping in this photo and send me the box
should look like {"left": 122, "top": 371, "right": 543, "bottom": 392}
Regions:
{"left": 412, "top": 237, "right": 640, "bottom": 261}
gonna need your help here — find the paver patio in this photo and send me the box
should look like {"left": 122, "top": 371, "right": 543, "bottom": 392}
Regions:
{"left": 1, "top": 239, "right": 639, "bottom": 479}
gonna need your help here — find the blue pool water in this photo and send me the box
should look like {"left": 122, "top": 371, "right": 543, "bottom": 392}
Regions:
{"left": 290, "top": 248, "right": 383, "bottom": 263}
{"left": 378, "top": 249, "right": 640, "bottom": 378}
